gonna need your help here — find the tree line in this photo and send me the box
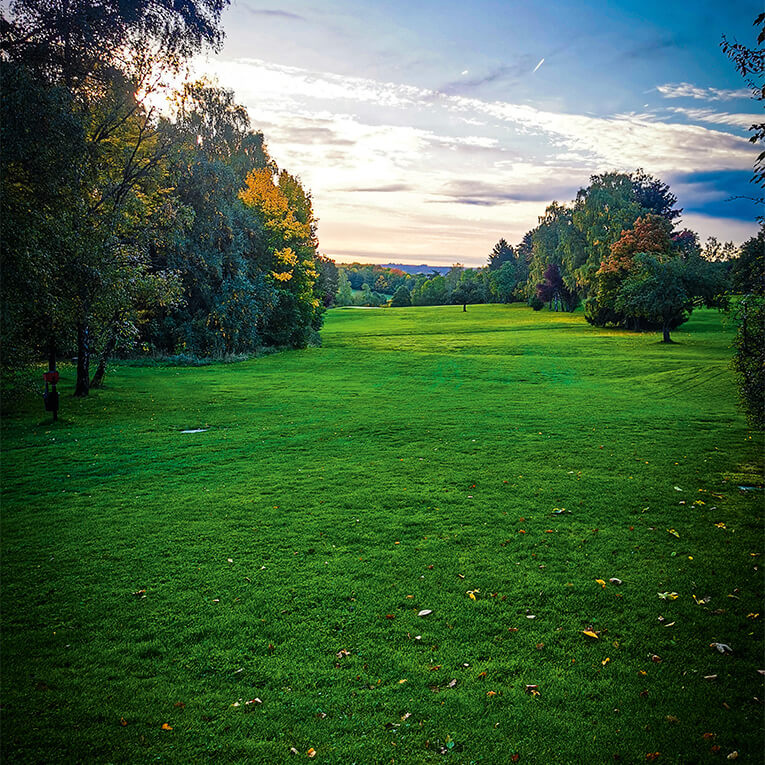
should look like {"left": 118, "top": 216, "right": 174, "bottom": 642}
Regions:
{"left": 1, "top": 0, "right": 335, "bottom": 397}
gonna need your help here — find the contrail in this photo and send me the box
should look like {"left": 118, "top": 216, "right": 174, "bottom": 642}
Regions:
{"left": 532, "top": 57, "right": 545, "bottom": 73}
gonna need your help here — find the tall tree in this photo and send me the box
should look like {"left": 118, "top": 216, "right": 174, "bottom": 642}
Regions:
{"left": 488, "top": 238, "right": 515, "bottom": 271}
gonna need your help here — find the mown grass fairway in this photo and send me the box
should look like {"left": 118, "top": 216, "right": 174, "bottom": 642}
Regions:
{"left": 1, "top": 305, "right": 763, "bottom": 763}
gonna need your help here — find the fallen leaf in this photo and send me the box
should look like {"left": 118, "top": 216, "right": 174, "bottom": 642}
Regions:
{"left": 667, "top": 528, "right": 679, "bottom": 538}
{"left": 646, "top": 753, "right": 661, "bottom": 761}
{"left": 602, "top": 657, "right": 610, "bottom": 666}
{"left": 401, "top": 712, "right": 411, "bottom": 721}
{"left": 582, "top": 630, "right": 599, "bottom": 639}
{"left": 120, "top": 717, "right": 127, "bottom": 726}
{"left": 398, "top": 679, "right": 407, "bottom": 684}
{"left": 609, "top": 578, "right": 623, "bottom": 585}
{"left": 651, "top": 655, "right": 662, "bottom": 663}
{"left": 715, "top": 522, "right": 727, "bottom": 529}
{"left": 702, "top": 733, "right": 716, "bottom": 740}
{"left": 657, "top": 592, "right": 679, "bottom": 600}
{"left": 385, "top": 614, "right": 396, "bottom": 619}
{"left": 336, "top": 649, "right": 350, "bottom": 658}
{"left": 710, "top": 642, "right": 733, "bottom": 654}
{"left": 665, "top": 715, "right": 678, "bottom": 723}
{"left": 704, "top": 674, "right": 718, "bottom": 680}
{"left": 727, "top": 752, "right": 738, "bottom": 760}
{"left": 289, "top": 747, "right": 299, "bottom": 755}
{"left": 307, "top": 748, "right": 317, "bottom": 758}
{"left": 447, "top": 679, "right": 457, "bottom": 688}
{"left": 161, "top": 723, "right": 172, "bottom": 731}
{"left": 245, "top": 698, "right": 262, "bottom": 705}
{"left": 417, "top": 609, "right": 433, "bottom": 617}
{"left": 466, "top": 590, "right": 479, "bottom": 600}
{"left": 487, "top": 690, "right": 497, "bottom": 697}
{"left": 595, "top": 579, "right": 606, "bottom": 588}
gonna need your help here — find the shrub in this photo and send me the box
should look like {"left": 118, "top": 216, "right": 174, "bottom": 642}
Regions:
{"left": 528, "top": 295, "right": 544, "bottom": 311}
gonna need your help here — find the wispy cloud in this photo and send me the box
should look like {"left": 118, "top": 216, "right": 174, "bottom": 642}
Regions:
{"left": 657, "top": 82, "right": 752, "bottom": 101}
{"left": 242, "top": 8, "right": 305, "bottom": 21}
{"left": 666, "top": 107, "right": 762, "bottom": 129}
{"left": 339, "top": 183, "right": 413, "bottom": 193}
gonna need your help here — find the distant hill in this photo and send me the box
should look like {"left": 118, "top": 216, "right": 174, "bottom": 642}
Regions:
{"left": 381, "top": 263, "right": 452, "bottom": 275}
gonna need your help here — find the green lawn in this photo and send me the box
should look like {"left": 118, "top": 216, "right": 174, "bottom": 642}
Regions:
{"left": 1, "top": 304, "right": 762, "bottom": 764}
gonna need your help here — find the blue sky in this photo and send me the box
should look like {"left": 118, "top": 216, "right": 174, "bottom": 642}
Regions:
{"left": 197, "top": 0, "right": 762, "bottom": 265}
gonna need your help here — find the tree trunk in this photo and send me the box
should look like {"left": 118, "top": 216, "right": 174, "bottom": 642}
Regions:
{"left": 90, "top": 329, "right": 118, "bottom": 389}
{"left": 662, "top": 326, "right": 672, "bottom": 343}
{"left": 48, "top": 335, "right": 58, "bottom": 421}
{"left": 462, "top": 302, "right": 467, "bottom": 312}
{"left": 74, "top": 321, "right": 90, "bottom": 396}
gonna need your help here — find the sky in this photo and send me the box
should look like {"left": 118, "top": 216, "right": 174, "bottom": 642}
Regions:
{"left": 195, "top": 0, "right": 763, "bottom": 266}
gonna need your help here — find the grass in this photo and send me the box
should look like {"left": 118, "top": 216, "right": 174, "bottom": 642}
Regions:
{"left": 1, "top": 304, "right": 762, "bottom": 764}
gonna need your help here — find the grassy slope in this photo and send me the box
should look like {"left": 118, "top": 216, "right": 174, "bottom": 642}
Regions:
{"left": 1, "top": 305, "right": 762, "bottom": 764}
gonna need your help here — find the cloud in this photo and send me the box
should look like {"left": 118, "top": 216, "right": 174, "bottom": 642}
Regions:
{"left": 668, "top": 169, "right": 762, "bottom": 221}
{"left": 242, "top": 8, "right": 305, "bottom": 21}
{"left": 339, "top": 184, "right": 413, "bottom": 193}
{"left": 196, "top": 56, "right": 761, "bottom": 262}
{"left": 439, "top": 59, "right": 535, "bottom": 94}
{"left": 666, "top": 107, "right": 762, "bottom": 129}
{"left": 656, "top": 82, "right": 752, "bottom": 101}
{"left": 621, "top": 37, "right": 680, "bottom": 60}
{"left": 433, "top": 179, "right": 577, "bottom": 206}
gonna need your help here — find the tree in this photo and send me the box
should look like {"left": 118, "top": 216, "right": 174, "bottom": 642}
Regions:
{"left": 239, "top": 168, "right": 324, "bottom": 347}
{"left": 335, "top": 269, "right": 353, "bottom": 306}
{"left": 730, "top": 226, "right": 765, "bottom": 294}
{"left": 390, "top": 285, "right": 411, "bottom": 307}
{"left": 316, "top": 256, "right": 338, "bottom": 308}
{"left": 536, "top": 264, "right": 575, "bottom": 311}
{"left": 488, "top": 238, "right": 515, "bottom": 271}
{"left": 615, "top": 255, "right": 692, "bottom": 343}
{"left": 587, "top": 214, "right": 675, "bottom": 327}
{"left": 451, "top": 280, "right": 481, "bottom": 312}
{"left": 491, "top": 260, "right": 520, "bottom": 303}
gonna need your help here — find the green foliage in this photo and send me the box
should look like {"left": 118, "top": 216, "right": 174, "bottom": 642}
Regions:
{"left": 1, "top": 306, "right": 761, "bottom": 763}
{"left": 335, "top": 269, "right": 353, "bottom": 306}
{"left": 390, "top": 285, "right": 412, "bottom": 307}
{"left": 615, "top": 254, "right": 692, "bottom": 341}
{"left": 733, "top": 294, "right": 765, "bottom": 426}
{"left": 528, "top": 295, "right": 544, "bottom": 311}
{"left": 487, "top": 237, "right": 515, "bottom": 270}
{"left": 730, "top": 226, "right": 765, "bottom": 294}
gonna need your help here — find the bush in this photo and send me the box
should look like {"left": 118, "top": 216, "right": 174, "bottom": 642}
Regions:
{"left": 528, "top": 295, "right": 544, "bottom": 311}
